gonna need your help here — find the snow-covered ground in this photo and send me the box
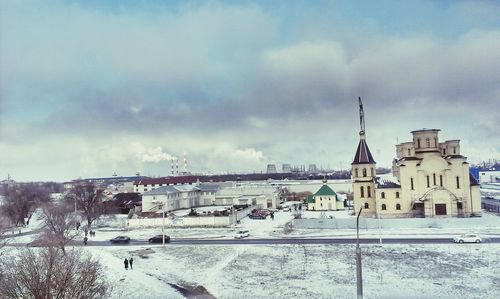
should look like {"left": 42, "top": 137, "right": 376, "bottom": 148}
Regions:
{"left": 3, "top": 208, "right": 500, "bottom": 298}
{"left": 86, "top": 242, "right": 500, "bottom": 299}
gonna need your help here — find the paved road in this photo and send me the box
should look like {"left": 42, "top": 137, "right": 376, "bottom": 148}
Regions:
{"left": 82, "top": 237, "right": 500, "bottom": 247}
{"left": 8, "top": 237, "right": 500, "bottom": 247}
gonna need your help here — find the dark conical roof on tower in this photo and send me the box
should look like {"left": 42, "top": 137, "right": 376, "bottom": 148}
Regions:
{"left": 352, "top": 138, "right": 376, "bottom": 164}
{"left": 351, "top": 97, "right": 376, "bottom": 165}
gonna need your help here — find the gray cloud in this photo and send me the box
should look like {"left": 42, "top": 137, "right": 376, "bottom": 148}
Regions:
{"left": 1, "top": 1, "right": 499, "bottom": 180}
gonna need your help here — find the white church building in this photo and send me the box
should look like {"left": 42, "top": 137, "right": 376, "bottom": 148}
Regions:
{"left": 351, "top": 98, "right": 481, "bottom": 218}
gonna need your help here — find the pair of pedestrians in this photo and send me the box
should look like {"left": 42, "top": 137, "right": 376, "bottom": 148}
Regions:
{"left": 124, "top": 257, "right": 134, "bottom": 270}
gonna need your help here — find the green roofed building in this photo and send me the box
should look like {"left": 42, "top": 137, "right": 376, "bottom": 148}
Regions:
{"left": 308, "top": 182, "right": 345, "bottom": 211}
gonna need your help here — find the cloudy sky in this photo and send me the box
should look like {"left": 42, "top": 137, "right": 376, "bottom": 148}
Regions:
{"left": 1, "top": 0, "right": 499, "bottom": 182}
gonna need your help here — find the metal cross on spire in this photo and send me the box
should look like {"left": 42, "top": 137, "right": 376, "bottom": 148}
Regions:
{"left": 358, "top": 97, "right": 365, "bottom": 134}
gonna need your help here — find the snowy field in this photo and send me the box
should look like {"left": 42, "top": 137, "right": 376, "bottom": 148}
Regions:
{"left": 86, "top": 243, "right": 500, "bottom": 299}
{"left": 3, "top": 207, "right": 500, "bottom": 298}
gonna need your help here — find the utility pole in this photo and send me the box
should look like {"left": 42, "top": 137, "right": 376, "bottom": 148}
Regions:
{"left": 162, "top": 202, "right": 166, "bottom": 247}
{"left": 356, "top": 207, "right": 363, "bottom": 299}
{"left": 376, "top": 200, "right": 382, "bottom": 245}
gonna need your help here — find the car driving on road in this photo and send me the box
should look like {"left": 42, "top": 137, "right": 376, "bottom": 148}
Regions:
{"left": 148, "top": 235, "right": 171, "bottom": 243}
{"left": 453, "top": 234, "right": 482, "bottom": 243}
{"left": 234, "top": 230, "right": 250, "bottom": 239}
{"left": 110, "top": 236, "right": 131, "bottom": 244}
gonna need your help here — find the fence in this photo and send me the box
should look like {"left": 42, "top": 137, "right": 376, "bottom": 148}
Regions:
{"left": 126, "top": 205, "right": 256, "bottom": 228}
{"left": 291, "top": 216, "right": 500, "bottom": 230}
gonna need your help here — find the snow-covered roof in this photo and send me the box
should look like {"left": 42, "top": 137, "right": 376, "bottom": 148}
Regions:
{"left": 143, "top": 186, "right": 179, "bottom": 195}
{"left": 198, "top": 183, "right": 220, "bottom": 192}
{"left": 376, "top": 176, "right": 401, "bottom": 189}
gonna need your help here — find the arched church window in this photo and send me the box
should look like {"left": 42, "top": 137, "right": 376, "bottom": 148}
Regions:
{"left": 381, "top": 192, "right": 385, "bottom": 199}
{"left": 426, "top": 138, "right": 430, "bottom": 148}
{"left": 381, "top": 204, "right": 386, "bottom": 210}
{"left": 367, "top": 186, "right": 371, "bottom": 197}
{"left": 355, "top": 168, "right": 358, "bottom": 177}
{"left": 396, "top": 203, "right": 401, "bottom": 210}
{"left": 363, "top": 168, "right": 367, "bottom": 177}
{"left": 360, "top": 186, "right": 364, "bottom": 198}
{"left": 364, "top": 203, "right": 369, "bottom": 209}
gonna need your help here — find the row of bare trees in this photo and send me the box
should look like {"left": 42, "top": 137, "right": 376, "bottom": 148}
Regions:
{"left": 1, "top": 183, "right": 52, "bottom": 226}
{"left": 1, "top": 182, "right": 105, "bottom": 228}
{"left": 0, "top": 182, "right": 111, "bottom": 298}
{"left": 0, "top": 247, "right": 109, "bottom": 299}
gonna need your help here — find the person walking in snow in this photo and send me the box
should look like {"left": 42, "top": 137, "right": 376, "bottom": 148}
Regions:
{"left": 129, "top": 257, "right": 134, "bottom": 270}
{"left": 124, "top": 258, "right": 129, "bottom": 270}
{"left": 83, "top": 236, "right": 88, "bottom": 245}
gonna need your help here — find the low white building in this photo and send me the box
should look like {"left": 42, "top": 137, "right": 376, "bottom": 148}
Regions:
{"left": 141, "top": 183, "right": 220, "bottom": 215}
{"left": 478, "top": 170, "right": 500, "bottom": 184}
{"left": 307, "top": 183, "right": 345, "bottom": 211}
{"left": 215, "top": 184, "right": 280, "bottom": 209}
{"left": 142, "top": 186, "right": 183, "bottom": 214}
{"left": 142, "top": 181, "right": 280, "bottom": 215}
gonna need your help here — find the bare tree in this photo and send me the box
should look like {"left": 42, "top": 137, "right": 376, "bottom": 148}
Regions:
{"left": 40, "top": 202, "right": 79, "bottom": 253}
{"left": 0, "top": 247, "right": 109, "bottom": 299}
{"left": 0, "top": 183, "right": 51, "bottom": 227}
{"left": 68, "top": 183, "right": 105, "bottom": 229}
{"left": 0, "top": 221, "right": 8, "bottom": 255}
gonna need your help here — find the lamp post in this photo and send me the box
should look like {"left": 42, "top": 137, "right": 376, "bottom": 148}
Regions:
{"left": 376, "top": 200, "right": 382, "bottom": 245}
{"left": 152, "top": 200, "right": 166, "bottom": 247}
{"left": 161, "top": 202, "right": 165, "bottom": 247}
{"left": 356, "top": 207, "right": 363, "bottom": 299}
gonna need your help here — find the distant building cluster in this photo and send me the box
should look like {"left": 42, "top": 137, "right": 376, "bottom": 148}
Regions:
{"left": 266, "top": 163, "right": 332, "bottom": 175}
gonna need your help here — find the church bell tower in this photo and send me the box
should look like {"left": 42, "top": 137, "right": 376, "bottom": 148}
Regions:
{"left": 351, "top": 97, "right": 377, "bottom": 216}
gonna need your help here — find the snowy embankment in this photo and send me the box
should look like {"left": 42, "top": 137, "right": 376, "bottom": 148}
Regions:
{"left": 288, "top": 211, "right": 500, "bottom": 239}
{"left": 88, "top": 243, "right": 500, "bottom": 299}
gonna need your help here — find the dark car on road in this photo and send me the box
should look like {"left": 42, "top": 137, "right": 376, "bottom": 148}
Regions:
{"left": 110, "top": 236, "right": 131, "bottom": 244}
{"left": 248, "top": 213, "right": 267, "bottom": 219}
{"left": 148, "top": 235, "right": 171, "bottom": 243}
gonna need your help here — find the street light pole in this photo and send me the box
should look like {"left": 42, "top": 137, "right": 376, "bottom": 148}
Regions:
{"left": 74, "top": 196, "right": 78, "bottom": 229}
{"left": 162, "top": 202, "right": 165, "bottom": 247}
{"left": 356, "top": 207, "right": 363, "bottom": 299}
{"left": 376, "top": 200, "right": 382, "bottom": 245}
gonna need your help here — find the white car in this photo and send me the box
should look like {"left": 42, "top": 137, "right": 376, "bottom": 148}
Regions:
{"left": 453, "top": 234, "right": 482, "bottom": 243}
{"left": 234, "top": 230, "right": 250, "bottom": 239}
